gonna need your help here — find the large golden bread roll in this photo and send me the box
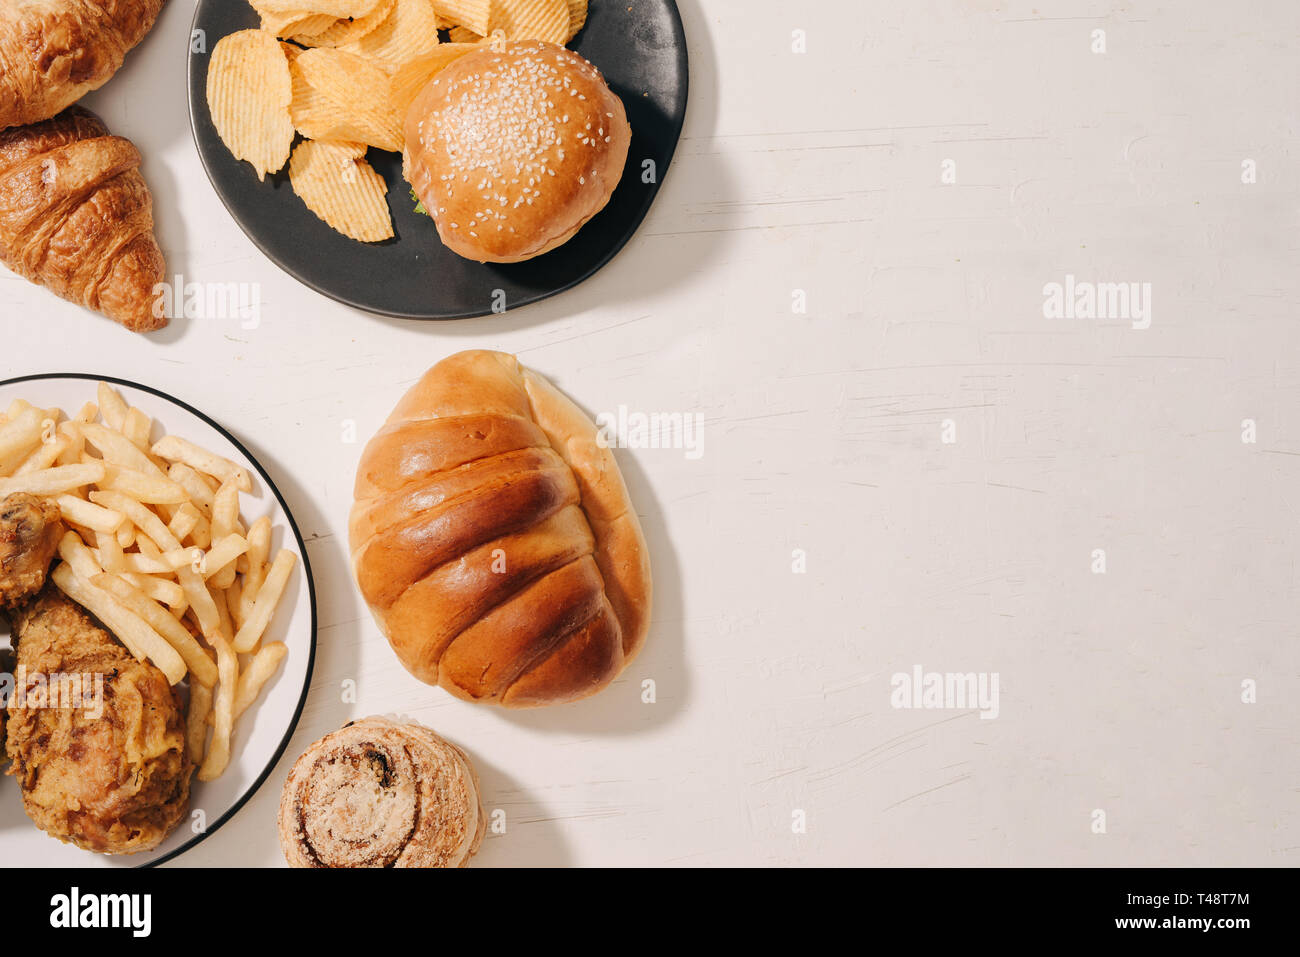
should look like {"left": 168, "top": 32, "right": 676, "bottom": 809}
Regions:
{"left": 403, "top": 39, "right": 631, "bottom": 263}
{"left": 278, "top": 717, "right": 484, "bottom": 868}
{"left": 349, "top": 351, "right": 651, "bottom": 707}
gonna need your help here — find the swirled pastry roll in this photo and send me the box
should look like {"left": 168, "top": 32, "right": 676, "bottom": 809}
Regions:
{"left": 277, "top": 716, "right": 485, "bottom": 869}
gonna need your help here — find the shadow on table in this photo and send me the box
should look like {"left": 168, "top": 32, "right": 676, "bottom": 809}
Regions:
{"left": 470, "top": 749, "right": 574, "bottom": 867}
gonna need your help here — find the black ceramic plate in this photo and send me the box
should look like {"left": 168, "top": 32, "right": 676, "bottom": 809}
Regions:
{"left": 187, "top": 1, "right": 688, "bottom": 319}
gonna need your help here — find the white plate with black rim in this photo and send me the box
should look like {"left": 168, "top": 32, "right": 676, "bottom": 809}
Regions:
{"left": 186, "top": 0, "right": 689, "bottom": 320}
{"left": 0, "top": 374, "right": 317, "bottom": 867}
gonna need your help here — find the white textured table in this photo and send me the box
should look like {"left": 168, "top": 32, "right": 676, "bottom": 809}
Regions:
{"left": 3, "top": 0, "right": 1297, "bottom": 867}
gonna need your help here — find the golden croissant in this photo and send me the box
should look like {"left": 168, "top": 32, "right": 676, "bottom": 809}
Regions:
{"left": 0, "top": 106, "right": 166, "bottom": 332}
{"left": 0, "top": 0, "right": 167, "bottom": 129}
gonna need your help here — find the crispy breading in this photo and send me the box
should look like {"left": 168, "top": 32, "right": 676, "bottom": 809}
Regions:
{"left": 0, "top": 493, "right": 64, "bottom": 609}
{"left": 5, "top": 587, "right": 191, "bottom": 855}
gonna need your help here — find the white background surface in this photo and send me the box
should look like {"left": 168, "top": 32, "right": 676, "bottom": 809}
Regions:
{"left": 2, "top": 0, "right": 1297, "bottom": 866}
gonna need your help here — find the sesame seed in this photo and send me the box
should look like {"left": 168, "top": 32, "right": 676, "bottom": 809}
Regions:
{"left": 420, "top": 47, "right": 611, "bottom": 234}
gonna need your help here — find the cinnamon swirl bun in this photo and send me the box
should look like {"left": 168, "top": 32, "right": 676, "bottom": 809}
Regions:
{"left": 277, "top": 716, "right": 485, "bottom": 868}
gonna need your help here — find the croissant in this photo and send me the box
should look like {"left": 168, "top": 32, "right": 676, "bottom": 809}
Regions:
{"left": 0, "top": 0, "right": 166, "bottom": 129}
{"left": 349, "top": 351, "right": 652, "bottom": 707}
{"left": 0, "top": 106, "right": 166, "bottom": 332}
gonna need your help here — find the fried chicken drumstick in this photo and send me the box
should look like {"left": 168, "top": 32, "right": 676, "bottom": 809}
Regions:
{"left": 1, "top": 493, "right": 192, "bottom": 855}
{"left": 0, "top": 493, "right": 63, "bottom": 610}
{"left": 0, "top": 492, "right": 64, "bottom": 758}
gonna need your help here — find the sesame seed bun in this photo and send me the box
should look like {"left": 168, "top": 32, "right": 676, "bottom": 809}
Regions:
{"left": 403, "top": 40, "right": 631, "bottom": 264}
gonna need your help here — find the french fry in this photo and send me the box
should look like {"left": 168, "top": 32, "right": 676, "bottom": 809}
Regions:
{"left": 100, "top": 463, "right": 189, "bottom": 505}
{"left": 247, "top": 514, "right": 272, "bottom": 567}
{"left": 97, "top": 382, "right": 129, "bottom": 430}
{"left": 226, "top": 577, "right": 244, "bottom": 629}
{"left": 198, "top": 631, "right": 238, "bottom": 781}
{"left": 14, "top": 434, "right": 69, "bottom": 475}
{"left": 195, "top": 469, "right": 221, "bottom": 494}
{"left": 188, "top": 510, "right": 213, "bottom": 549}
{"left": 0, "top": 462, "right": 102, "bottom": 497}
{"left": 116, "top": 552, "right": 173, "bottom": 575}
{"left": 50, "top": 563, "right": 187, "bottom": 685}
{"left": 202, "top": 533, "right": 250, "bottom": 581}
{"left": 168, "top": 501, "right": 201, "bottom": 543}
{"left": 161, "top": 545, "right": 207, "bottom": 572}
{"left": 210, "top": 482, "right": 241, "bottom": 588}
{"left": 92, "top": 573, "right": 219, "bottom": 687}
{"left": 55, "top": 421, "right": 85, "bottom": 467}
{"left": 89, "top": 489, "right": 182, "bottom": 552}
{"left": 72, "top": 402, "right": 98, "bottom": 424}
{"left": 121, "top": 571, "right": 187, "bottom": 609}
{"left": 177, "top": 565, "right": 222, "bottom": 639}
{"left": 187, "top": 681, "right": 213, "bottom": 764}
{"left": 56, "top": 495, "right": 124, "bottom": 534}
{"left": 57, "top": 529, "right": 103, "bottom": 580}
{"left": 97, "top": 528, "right": 125, "bottom": 573}
{"left": 66, "top": 522, "right": 98, "bottom": 548}
{"left": 233, "top": 549, "right": 296, "bottom": 653}
{"left": 215, "top": 582, "right": 235, "bottom": 643}
{"left": 116, "top": 522, "right": 136, "bottom": 549}
{"left": 214, "top": 642, "right": 287, "bottom": 725}
{"left": 81, "top": 423, "right": 165, "bottom": 477}
{"left": 122, "top": 407, "right": 153, "bottom": 452}
{"left": 151, "top": 436, "right": 251, "bottom": 492}
{"left": 239, "top": 515, "right": 273, "bottom": 620}
{"left": 0, "top": 407, "right": 43, "bottom": 474}
{"left": 168, "top": 463, "right": 216, "bottom": 517}
{"left": 135, "top": 535, "right": 164, "bottom": 561}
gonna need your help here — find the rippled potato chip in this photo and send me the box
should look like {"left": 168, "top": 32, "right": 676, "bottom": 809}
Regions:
{"left": 253, "top": 0, "right": 384, "bottom": 17}
{"left": 289, "top": 139, "right": 394, "bottom": 242}
{"left": 258, "top": 9, "right": 338, "bottom": 39}
{"left": 290, "top": 48, "right": 404, "bottom": 150}
{"left": 493, "top": 0, "right": 569, "bottom": 44}
{"left": 566, "top": 0, "right": 587, "bottom": 40}
{"left": 446, "top": 24, "right": 483, "bottom": 44}
{"left": 432, "top": 0, "right": 492, "bottom": 36}
{"left": 207, "top": 29, "right": 294, "bottom": 180}
{"left": 295, "top": 0, "right": 394, "bottom": 47}
{"left": 338, "top": 0, "right": 442, "bottom": 71}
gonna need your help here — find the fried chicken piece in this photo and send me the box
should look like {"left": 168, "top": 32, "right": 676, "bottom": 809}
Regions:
{"left": 0, "top": 493, "right": 64, "bottom": 609}
{"left": 0, "top": 645, "right": 11, "bottom": 761}
{"left": 5, "top": 587, "right": 192, "bottom": 855}
{"left": 0, "top": 492, "right": 64, "bottom": 760}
